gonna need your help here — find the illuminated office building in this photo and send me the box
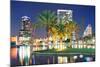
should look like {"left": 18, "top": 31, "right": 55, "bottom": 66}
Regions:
{"left": 18, "top": 16, "right": 32, "bottom": 45}
{"left": 57, "top": 9, "right": 72, "bottom": 24}
{"left": 83, "top": 24, "right": 92, "bottom": 37}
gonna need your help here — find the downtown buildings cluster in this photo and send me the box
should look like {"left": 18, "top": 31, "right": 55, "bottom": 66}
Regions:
{"left": 11, "top": 9, "right": 95, "bottom": 51}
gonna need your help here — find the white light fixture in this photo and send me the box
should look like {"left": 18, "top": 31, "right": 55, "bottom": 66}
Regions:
{"left": 79, "top": 55, "right": 83, "bottom": 58}
{"left": 73, "top": 56, "right": 78, "bottom": 59}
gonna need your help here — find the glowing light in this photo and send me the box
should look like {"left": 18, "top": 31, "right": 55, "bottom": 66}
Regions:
{"left": 11, "top": 36, "right": 17, "bottom": 42}
{"left": 49, "top": 36, "right": 52, "bottom": 41}
{"left": 19, "top": 46, "right": 24, "bottom": 65}
{"left": 73, "top": 56, "right": 78, "bottom": 59}
{"left": 56, "top": 45, "right": 66, "bottom": 51}
{"left": 49, "top": 45, "right": 52, "bottom": 49}
{"left": 22, "top": 16, "right": 30, "bottom": 21}
{"left": 18, "top": 46, "right": 30, "bottom": 65}
{"left": 74, "top": 45, "right": 77, "bottom": 48}
{"left": 79, "top": 55, "right": 83, "bottom": 58}
{"left": 11, "top": 47, "right": 17, "bottom": 59}
{"left": 58, "top": 56, "right": 68, "bottom": 64}
{"left": 54, "top": 45, "right": 58, "bottom": 49}
{"left": 85, "top": 57, "right": 93, "bottom": 62}
{"left": 79, "top": 45, "right": 83, "bottom": 48}
{"left": 72, "top": 45, "right": 74, "bottom": 48}
{"left": 92, "top": 46, "right": 95, "bottom": 49}
{"left": 63, "top": 57, "right": 68, "bottom": 63}
{"left": 83, "top": 45, "right": 86, "bottom": 48}
{"left": 26, "top": 46, "right": 30, "bottom": 59}
{"left": 58, "top": 56, "right": 63, "bottom": 64}
{"left": 87, "top": 45, "right": 91, "bottom": 49}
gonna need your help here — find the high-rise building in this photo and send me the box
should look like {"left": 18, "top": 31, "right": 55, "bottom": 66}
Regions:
{"left": 83, "top": 24, "right": 92, "bottom": 37}
{"left": 57, "top": 9, "right": 72, "bottom": 24}
{"left": 18, "top": 16, "right": 32, "bottom": 45}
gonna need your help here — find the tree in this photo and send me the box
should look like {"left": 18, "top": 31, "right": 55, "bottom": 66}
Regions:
{"left": 65, "top": 21, "right": 77, "bottom": 48}
{"left": 50, "top": 21, "right": 77, "bottom": 49}
{"left": 37, "top": 10, "right": 57, "bottom": 49}
{"left": 54, "top": 22, "right": 67, "bottom": 50}
{"left": 38, "top": 10, "right": 56, "bottom": 37}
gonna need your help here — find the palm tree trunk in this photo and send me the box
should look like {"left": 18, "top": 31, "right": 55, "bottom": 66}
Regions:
{"left": 46, "top": 26, "right": 49, "bottom": 49}
{"left": 60, "top": 37, "right": 63, "bottom": 50}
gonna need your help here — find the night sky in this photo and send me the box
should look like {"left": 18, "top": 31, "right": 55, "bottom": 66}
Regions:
{"left": 11, "top": 1, "right": 95, "bottom": 38}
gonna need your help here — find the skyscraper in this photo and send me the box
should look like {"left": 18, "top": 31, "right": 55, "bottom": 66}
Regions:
{"left": 83, "top": 24, "right": 92, "bottom": 37}
{"left": 18, "top": 16, "right": 32, "bottom": 45}
{"left": 57, "top": 9, "right": 72, "bottom": 24}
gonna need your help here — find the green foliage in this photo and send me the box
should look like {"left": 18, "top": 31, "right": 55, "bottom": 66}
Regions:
{"left": 38, "top": 10, "right": 57, "bottom": 27}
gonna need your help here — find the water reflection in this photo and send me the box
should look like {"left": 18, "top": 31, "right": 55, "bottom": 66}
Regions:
{"left": 11, "top": 46, "right": 95, "bottom": 66}
{"left": 32, "top": 55, "right": 57, "bottom": 65}
{"left": 29, "top": 55, "right": 95, "bottom": 65}
{"left": 58, "top": 56, "right": 68, "bottom": 64}
{"left": 11, "top": 46, "right": 31, "bottom": 66}
{"left": 18, "top": 45, "right": 30, "bottom": 65}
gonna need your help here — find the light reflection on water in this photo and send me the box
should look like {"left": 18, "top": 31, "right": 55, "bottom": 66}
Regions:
{"left": 11, "top": 46, "right": 95, "bottom": 66}
{"left": 31, "top": 55, "right": 95, "bottom": 65}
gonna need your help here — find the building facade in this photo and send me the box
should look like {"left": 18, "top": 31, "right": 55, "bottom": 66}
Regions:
{"left": 18, "top": 16, "right": 32, "bottom": 45}
{"left": 83, "top": 24, "right": 92, "bottom": 37}
{"left": 57, "top": 9, "right": 72, "bottom": 24}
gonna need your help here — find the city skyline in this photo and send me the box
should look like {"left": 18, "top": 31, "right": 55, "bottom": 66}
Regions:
{"left": 10, "top": 1, "right": 95, "bottom": 66}
{"left": 11, "top": 1, "right": 95, "bottom": 38}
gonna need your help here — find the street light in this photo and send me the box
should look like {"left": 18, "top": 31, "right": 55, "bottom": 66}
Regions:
{"left": 73, "top": 56, "right": 78, "bottom": 59}
{"left": 79, "top": 55, "right": 83, "bottom": 58}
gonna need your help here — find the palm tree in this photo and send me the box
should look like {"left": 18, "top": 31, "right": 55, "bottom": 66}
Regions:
{"left": 37, "top": 10, "right": 57, "bottom": 48}
{"left": 38, "top": 10, "right": 57, "bottom": 37}
{"left": 54, "top": 22, "right": 67, "bottom": 50}
{"left": 49, "top": 26, "right": 58, "bottom": 47}
{"left": 37, "top": 10, "right": 77, "bottom": 49}
{"left": 50, "top": 21, "right": 77, "bottom": 49}
{"left": 65, "top": 21, "right": 77, "bottom": 48}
